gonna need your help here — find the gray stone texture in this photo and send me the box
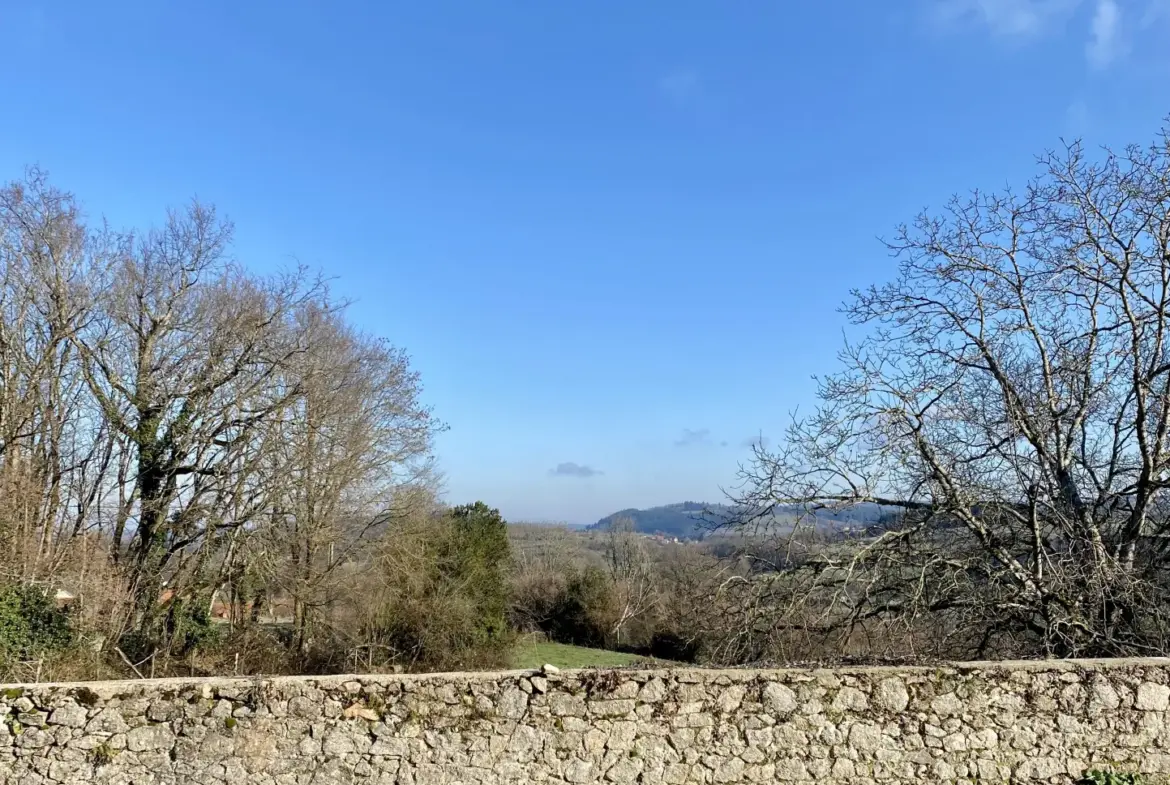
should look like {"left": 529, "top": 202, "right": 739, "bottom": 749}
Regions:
{"left": 1, "top": 658, "right": 1170, "bottom": 783}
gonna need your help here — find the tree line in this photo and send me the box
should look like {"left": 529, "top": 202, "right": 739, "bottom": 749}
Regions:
{"left": 0, "top": 168, "right": 484, "bottom": 678}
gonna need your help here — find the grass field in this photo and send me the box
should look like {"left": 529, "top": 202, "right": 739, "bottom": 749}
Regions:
{"left": 510, "top": 639, "right": 646, "bottom": 670}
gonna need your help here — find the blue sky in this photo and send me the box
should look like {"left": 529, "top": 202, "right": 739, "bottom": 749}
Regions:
{"left": 2, "top": 1, "right": 1168, "bottom": 523}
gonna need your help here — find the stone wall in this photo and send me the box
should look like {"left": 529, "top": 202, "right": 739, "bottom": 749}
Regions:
{"left": 2, "top": 658, "right": 1170, "bottom": 784}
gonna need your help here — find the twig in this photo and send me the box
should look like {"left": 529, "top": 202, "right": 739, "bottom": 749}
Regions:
{"left": 114, "top": 647, "right": 146, "bottom": 679}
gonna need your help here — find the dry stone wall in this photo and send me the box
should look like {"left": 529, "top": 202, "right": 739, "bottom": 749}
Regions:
{"left": 3, "top": 658, "right": 1170, "bottom": 784}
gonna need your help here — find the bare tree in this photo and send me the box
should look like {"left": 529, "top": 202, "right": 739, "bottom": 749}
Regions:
{"left": 723, "top": 122, "right": 1170, "bottom": 660}
{"left": 0, "top": 170, "right": 115, "bottom": 585}
{"left": 76, "top": 202, "right": 323, "bottom": 633}
{"left": 603, "top": 517, "right": 657, "bottom": 644}
{"left": 251, "top": 304, "right": 441, "bottom": 656}
{"left": 0, "top": 166, "right": 451, "bottom": 675}
{"left": 507, "top": 525, "right": 581, "bottom": 634}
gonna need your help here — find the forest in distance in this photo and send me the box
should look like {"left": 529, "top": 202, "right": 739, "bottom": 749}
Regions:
{"left": 8, "top": 118, "right": 1170, "bottom": 680}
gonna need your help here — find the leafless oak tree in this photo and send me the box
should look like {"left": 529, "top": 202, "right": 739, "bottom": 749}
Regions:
{"left": 76, "top": 203, "right": 326, "bottom": 631}
{"left": 722, "top": 123, "right": 1170, "bottom": 660}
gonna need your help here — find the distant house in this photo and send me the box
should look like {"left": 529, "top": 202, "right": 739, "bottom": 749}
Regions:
{"left": 53, "top": 589, "right": 76, "bottom": 609}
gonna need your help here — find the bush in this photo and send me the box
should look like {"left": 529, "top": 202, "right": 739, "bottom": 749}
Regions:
{"left": 363, "top": 502, "right": 515, "bottom": 671}
{"left": 118, "top": 594, "right": 221, "bottom": 664}
{"left": 508, "top": 569, "right": 568, "bottom": 633}
{"left": 442, "top": 502, "right": 511, "bottom": 642}
{"left": 0, "top": 584, "right": 73, "bottom": 661}
{"left": 368, "top": 590, "right": 512, "bottom": 672}
{"left": 543, "top": 567, "right": 614, "bottom": 648}
{"left": 647, "top": 631, "right": 701, "bottom": 663}
{"left": 163, "top": 597, "right": 221, "bottom": 656}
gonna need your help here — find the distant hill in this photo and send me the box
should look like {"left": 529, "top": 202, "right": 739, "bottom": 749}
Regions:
{"left": 590, "top": 501, "right": 900, "bottom": 539}
{"left": 589, "top": 502, "right": 729, "bottom": 539}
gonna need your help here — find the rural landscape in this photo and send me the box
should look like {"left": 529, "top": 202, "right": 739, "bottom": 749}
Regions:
{"left": 7, "top": 2, "right": 1170, "bottom": 782}
{"left": 7, "top": 117, "right": 1170, "bottom": 688}
{"left": 0, "top": 167, "right": 850, "bottom": 682}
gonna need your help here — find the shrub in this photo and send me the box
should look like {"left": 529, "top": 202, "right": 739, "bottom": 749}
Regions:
{"left": 508, "top": 568, "right": 569, "bottom": 633}
{"left": 163, "top": 597, "right": 221, "bottom": 656}
{"left": 0, "top": 583, "right": 73, "bottom": 661}
{"left": 544, "top": 567, "right": 614, "bottom": 648}
{"left": 363, "top": 502, "right": 515, "bottom": 671}
{"left": 442, "top": 502, "right": 511, "bottom": 641}
{"left": 118, "top": 594, "right": 221, "bottom": 664}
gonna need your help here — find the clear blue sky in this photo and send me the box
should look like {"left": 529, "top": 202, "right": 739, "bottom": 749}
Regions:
{"left": 2, "top": 1, "right": 1168, "bottom": 523}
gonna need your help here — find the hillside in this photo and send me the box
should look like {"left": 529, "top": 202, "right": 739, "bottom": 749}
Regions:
{"left": 590, "top": 501, "right": 898, "bottom": 538}
{"left": 589, "top": 502, "right": 728, "bottom": 538}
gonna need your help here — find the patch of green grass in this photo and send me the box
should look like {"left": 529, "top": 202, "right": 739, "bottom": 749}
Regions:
{"left": 510, "top": 640, "right": 645, "bottom": 670}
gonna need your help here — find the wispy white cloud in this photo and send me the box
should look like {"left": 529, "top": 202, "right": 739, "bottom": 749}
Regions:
{"left": 930, "top": 0, "right": 1168, "bottom": 68}
{"left": 930, "top": 0, "right": 1081, "bottom": 37}
{"left": 1086, "top": 0, "right": 1124, "bottom": 67}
